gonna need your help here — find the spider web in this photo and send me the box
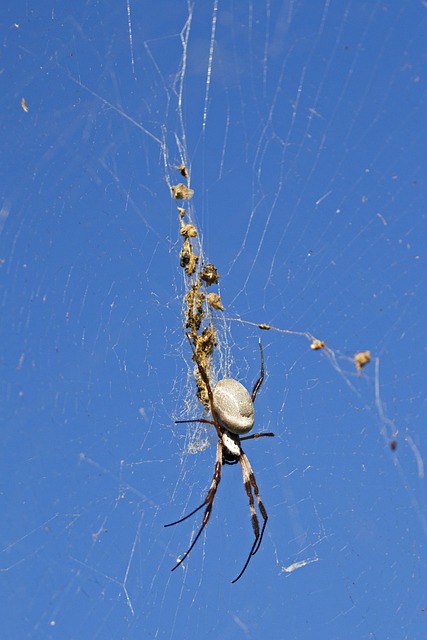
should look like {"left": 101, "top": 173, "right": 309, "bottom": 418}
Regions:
{"left": 1, "top": 1, "right": 427, "bottom": 639}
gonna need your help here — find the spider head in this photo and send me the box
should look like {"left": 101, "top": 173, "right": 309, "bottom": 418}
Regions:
{"left": 221, "top": 430, "right": 241, "bottom": 464}
{"left": 213, "top": 378, "right": 254, "bottom": 435}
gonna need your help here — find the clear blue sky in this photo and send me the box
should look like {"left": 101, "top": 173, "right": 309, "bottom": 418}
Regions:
{"left": 1, "top": 1, "right": 426, "bottom": 639}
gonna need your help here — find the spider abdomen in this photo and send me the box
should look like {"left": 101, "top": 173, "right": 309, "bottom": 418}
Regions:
{"left": 213, "top": 378, "right": 254, "bottom": 435}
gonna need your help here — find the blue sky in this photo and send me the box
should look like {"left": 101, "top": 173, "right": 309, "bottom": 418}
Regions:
{"left": 1, "top": 1, "right": 427, "bottom": 639}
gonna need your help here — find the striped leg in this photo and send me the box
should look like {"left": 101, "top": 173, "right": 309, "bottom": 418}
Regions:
{"left": 165, "top": 440, "right": 223, "bottom": 571}
{"left": 232, "top": 451, "right": 268, "bottom": 584}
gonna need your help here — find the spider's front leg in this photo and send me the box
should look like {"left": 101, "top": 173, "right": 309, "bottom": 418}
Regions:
{"left": 232, "top": 450, "right": 269, "bottom": 584}
{"left": 165, "top": 440, "right": 224, "bottom": 571}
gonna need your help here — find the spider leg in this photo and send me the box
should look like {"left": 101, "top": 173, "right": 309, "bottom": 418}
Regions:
{"left": 240, "top": 431, "right": 274, "bottom": 441}
{"left": 165, "top": 441, "right": 223, "bottom": 572}
{"left": 245, "top": 453, "right": 268, "bottom": 556}
{"left": 251, "top": 340, "right": 265, "bottom": 402}
{"left": 174, "top": 418, "right": 215, "bottom": 425}
{"left": 232, "top": 450, "right": 268, "bottom": 584}
{"left": 164, "top": 498, "right": 210, "bottom": 527}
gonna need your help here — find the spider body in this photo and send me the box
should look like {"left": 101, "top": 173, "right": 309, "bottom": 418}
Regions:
{"left": 213, "top": 378, "right": 254, "bottom": 434}
{"left": 221, "top": 430, "right": 241, "bottom": 463}
{"left": 165, "top": 336, "right": 274, "bottom": 583}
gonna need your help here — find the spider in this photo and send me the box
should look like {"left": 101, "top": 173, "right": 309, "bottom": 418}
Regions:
{"left": 165, "top": 335, "right": 274, "bottom": 583}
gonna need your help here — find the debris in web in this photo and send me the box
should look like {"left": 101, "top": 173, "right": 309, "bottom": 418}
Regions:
{"left": 222, "top": 318, "right": 372, "bottom": 387}
{"left": 354, "top": 350, "right": 371, "bottom": 372}
{"left": 171, "top": 183, "right": 194, "bottom": 200}
{"left": 171, "top": 171, "right": 372, "bottom": 413}
{"left": 223, "top": 317, "right": 326, "bottom": 352}
{"left": 310, "top": 339, "right": 326, "bottom": 351}
{"left": 206, "top": 292, "right": 223, "bottom": 311}
{"left": 172, "top": 167, "right": 223, "bottom": 410}
{"left": 177, "top": 164, "right": 189, "bottom": 179}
